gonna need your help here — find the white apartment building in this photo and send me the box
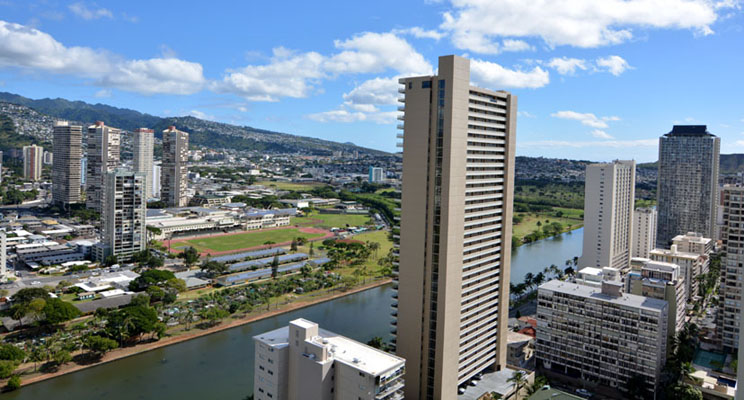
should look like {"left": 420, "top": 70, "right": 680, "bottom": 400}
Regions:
{"left": 22, "top": 144, "right": 43, "bottom": 181}
{"left": 632, "top": 207, "right": 657, "bottom": 259}
{"left": 161, "top": 126, "right": 189, "bottom": 207}
{"left": 649, "top": 233, "right": 711, "bottom": 302}
{"left": 721, "top": 186, "right": 744, "bottom": 351}
{"left": 86, "top": 121, "right": 121, "bottom": 212}
{"left": 52, "top": 121, "right": 83, "bottom": 205}
{"left": 253, "top": 319, "right": 405, "bottom": 400}
{"left": 132, "top": 128, "right": 154, "bottom": 199}
{"left": 536, "top": 280, "right": 668, "bottom": 398}
{"left": 579, "top": 160, "right": 636, "bottom": 270}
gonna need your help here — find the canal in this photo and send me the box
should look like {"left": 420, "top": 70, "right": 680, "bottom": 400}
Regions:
{"left": 9, "top": 228, "right": 583, "bottom": 399}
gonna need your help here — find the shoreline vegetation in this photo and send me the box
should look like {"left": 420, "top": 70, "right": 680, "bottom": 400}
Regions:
{"left": 1, "top": 278, "right": 392, "bottom": 390}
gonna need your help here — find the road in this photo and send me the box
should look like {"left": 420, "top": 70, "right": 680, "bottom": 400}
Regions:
{"left": 1, "top": 266, "right": 136, "bottom": 296}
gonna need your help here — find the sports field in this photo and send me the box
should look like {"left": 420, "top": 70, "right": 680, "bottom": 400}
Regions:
{"left": 180, "top": 228, "right": 326, "bottom": 253}
{"left": 292, "top": 212, "right": 371, "bottom": 229}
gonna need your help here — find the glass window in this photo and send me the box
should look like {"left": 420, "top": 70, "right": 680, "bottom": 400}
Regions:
{"left": 422, "top": 81, "right": 431, "bottom": 89}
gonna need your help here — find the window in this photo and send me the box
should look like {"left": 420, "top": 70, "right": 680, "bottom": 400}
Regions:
{"left": 422, "top": 81, "right": 431, "bottom": 89}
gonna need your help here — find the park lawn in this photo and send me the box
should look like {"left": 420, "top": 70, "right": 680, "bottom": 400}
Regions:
{"left": 182, "top": 228, "right": 325, "bottom": 252}
{"left": 512, "top": 209, "right": 583, "bottom": 241}
{"left": 256, "top": 180, "right": 323, "bottom": 191}
{"left": 292, "top": 212, "right": 372, "bottom": 229}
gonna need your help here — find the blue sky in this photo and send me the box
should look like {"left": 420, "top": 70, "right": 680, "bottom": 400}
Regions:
{"left": 0, "top": 0, "right": 743, "bottom": 162}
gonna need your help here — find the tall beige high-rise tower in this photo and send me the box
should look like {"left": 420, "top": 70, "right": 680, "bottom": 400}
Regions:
{"left": 98, "top": 169, "right": 147, "bottom": 262}
{"left": 52, "top": 121, "right": 83, "bottom": 205}
{"left": 579, "top": 160, "right": 636, "bottom": 270}
{"left": 132, "top": 128, "right": 154, "bottom": 199}
{"left": 86, "top": 121, "right": 120, "bottom": 211}
{"left": 395, "top": 55, "right": 516, "bottom": 400}
{"left": 22, "top": 144, "right": 43, "bottom": 181}
{"left": 161, "top": 126, "right": 189, "bottom": 207}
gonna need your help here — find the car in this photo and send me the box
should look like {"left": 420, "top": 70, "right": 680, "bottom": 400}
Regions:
{"left": 576, "top": 389, "right": 591, "bottom": 398}
{"left": 458, "top": 387, "right": 466, "bottom": 394}
{"left": 469, "top": 380, "right": 478, "bottom": 387}
{"left": 30, "top": 281, "right": 41, "bottom": 285}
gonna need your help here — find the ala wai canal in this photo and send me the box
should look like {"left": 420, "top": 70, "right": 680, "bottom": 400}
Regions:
{"left": 7, "top": 228, "right": 583, "bottom": 400}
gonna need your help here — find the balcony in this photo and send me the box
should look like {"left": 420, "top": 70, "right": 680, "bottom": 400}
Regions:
{"left": 397, "top": 106, "right": 405, "bottom": 112}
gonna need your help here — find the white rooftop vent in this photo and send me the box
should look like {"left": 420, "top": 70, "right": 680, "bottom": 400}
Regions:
{"left": 353, "top": 358, "right": 361, "bottom": 364}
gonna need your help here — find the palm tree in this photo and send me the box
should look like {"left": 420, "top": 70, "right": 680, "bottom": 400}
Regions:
{"left": 524, "top": 272, "right": 535, "bottom": 289}
{"left": 507, "top": 371, "right": 528, "bottom": 395}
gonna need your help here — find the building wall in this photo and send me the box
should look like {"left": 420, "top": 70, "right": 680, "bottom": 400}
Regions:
{"left": 86, "top": 122, "right": 121, "bottom": 211}
{"left": 103, "top": 170, "right": 146, "bottom": 262}
{"left": 254, "top": 341, "right": 289, "bottom": 400}
{"left": 722, "top": 186, "right": 744, "bottom": 351}
{"left": 23, "top": 144, "right": 43, "bottom": 181}
{"left": 161, "top": 127, "right": 189, "bottom": 207}
{"left": 52, "top": 121, "right": 82, "bottom": 205}
{"left": 580, "top": 161, "right": 635, "bottom": 270}
{"left": 632, "top": 207, "right": 657, "bottom": 259}
{"left": 396, "top": 55, "right": 514, "bottom": 400}
{"left": 132, "top": 128, "right": 154, "bottom": 199}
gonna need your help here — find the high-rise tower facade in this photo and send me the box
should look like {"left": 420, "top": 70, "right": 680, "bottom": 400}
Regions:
{"left": 579, "top": 160, "right": 636, "bottom": 270}
{"left": 86, "top": 121, "right": 121, "bottom": 211}
{"left": 656, "top": 125, "right": 720, "bottom": 247}
{"left": 161, "top": 126, "right": 189, "bottom": 207}
{"left": 132, "top": 128, "right": 154, "bottom": 199}
{"left": 395, "top": 55, "right": 516, "bottom": 399}
{"left": 23, "top": 144, "right": 43, "bottom": 181}
{"left": 52, "top": 121, "right": 83, "bottom": 205}
{"left": 100, "top": 169, "right": 147, "bottom": 262}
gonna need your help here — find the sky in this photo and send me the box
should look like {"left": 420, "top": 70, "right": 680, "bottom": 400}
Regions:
{"left": 0, "top": 1, "right": 743, "bottom": 162}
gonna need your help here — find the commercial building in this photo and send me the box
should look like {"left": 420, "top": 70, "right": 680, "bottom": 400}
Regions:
{"left": 632, "top": 207, "right": 657, "bottom": 259}
{"left": 132, "top": 128, "right": 154, "bottom": 199}
{"left": 579, "top": 160, "right": 635, "bottom": 270}
{"left": 86, "top": 121, "right": 121, "bottom": 212}
{"left": 626, "top": 259, "right": 687, "bottom": 348}
{"left": 97, "top": 169, "right": 146, "bottom": 262}
{"left": 152, "top": 163, "right": 161, "bottom": 198}
{"left": 52, "top": 121, "right": 83, "bottom": 205}
{"left": 22, "top": 144, "right": 43, "bottom": 181}
{"left": 368, "top": 166, "right": 384, "bottom": 183}
{"left": 536, "top": 280, "right": 668, "bottom": 398}
{"left": 161, "top": 126, "right": 189, "bottom": 207}
{"left": 395, "top": 55, "right": 516, "bottom": 399}
{"left": 656, "top": 125, "right": 720, "bottom": 247}
{"left": 253, "top": 318, "right": 405, "bottom": 400}
{"left": 721, "top": 186, "right": 744, "bottom": 351}
{"left": 649, "top": 232, "right": 711, "bottom": 302}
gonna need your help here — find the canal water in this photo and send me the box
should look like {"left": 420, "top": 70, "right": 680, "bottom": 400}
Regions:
{"left": 8, "top": 228, "right": 583, "bottom": 399}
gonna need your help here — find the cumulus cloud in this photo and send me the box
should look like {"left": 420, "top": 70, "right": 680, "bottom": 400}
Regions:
{"left": 547, "top": 57, "right": 588, "bottom": 75}
{"left": 591, "top": 129, "right": 614, "bottom": 139}
{"left": 441, "top": 0, "right": 733, "bottom": 53}
{"left": 393, "top": 27, "right": 446, "bottom": 40}
{"left": 595, "top": 55, "right": 631, "bottom": 76}
{"left": 343, "top": 77, "right": 400, "bottom": 106}
{"left": 0, "top": 20, "right": 205, "bottom": 95}
{"left": 471, "top": 58, "right": 549, "bottom": 89}
{"left": 551, "top": 111, "right": 620, "bottom": 129}
{"left": 68, "top": 2, "right": 113, "bottom": 20}
{"left": 307, "top": 108, "right": 397, "bottom": 124}
{"left": 216, "top": 32, "right": 432, "bottom": 101}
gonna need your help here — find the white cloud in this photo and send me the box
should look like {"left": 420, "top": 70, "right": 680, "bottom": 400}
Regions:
{"left": 551, "top": 110, "right": 621, "bottom": 128}
{"left": 68, "top": 2, "right": 113, "bottom": 20}
{"left": 595, "top": 55, "right": 631, "bottom": 76}
{"left": 441, "top": 0, "right": 733, "bottom": 53}
{"left": 518, "top": 111, "right": 536, "bottom": 118}
{"left": 94, "top": 89, "right": 111, "bottom": 98}
{"left": 590, "top": 129, "right": 614, "bottom": 139}
{"left": 547, "top": 57, "right": 588, "bottom": 75}
{"left": 307, "top": 108, "right": 397, "bottom": 124}
{"left": 343, "top": 77, "right": 400, "bottom": 106}
{"left": 189, "top": 110, "right": 216, "bottom": 121}
{"left": 393, "top": 27, "right": 445, "bottom": 40}
{"left": 519, "top": 139, "right": 657, "bottom": 148}
{"left": 471, "top": 58, "right": 549, "bottom": 89}
{"left": 501, "top": 39, "right": 533, "bottom": 52}
{"left": 0, "top": 20, "right": 206, "bottom": 95}
{"left": 217, "top": 32, "right": 432, "bottom": 101}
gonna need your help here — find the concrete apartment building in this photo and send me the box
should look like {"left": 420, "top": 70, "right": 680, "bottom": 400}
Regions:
{"left": 649, "top": 232, "right": 712, "bottom": 301}
{"left": 721, "top": 185, "right": 744, "bottom": 351}
{"left": 22, "top": 144, "right": 43, "bottom": 181}
{"left": 656, "top": 125, "right": 720, "bottom": 247}
{"left": 536, "top": 280, "right": 668, "bottom": 398}
{"left": 368, "top": 167, "right": 384, "bottom": 183}
{"left": 395, "top": 55, "right": 516, "bottom": 399}
{"left": 632, "top": 207, "right": 657, "bottom": 259}
{"left": 86, "top": 121, "right": 121, "bottom": 212}
{"left": 52, "top": 121, "right": 82, "bottom": 205}
{"left": 579, "top": 160, "right": 636, "bottom": 270}
{"left": 94, "top": 169, "right": 146, "bottom": 262}
{"left": 626, "top": 259, "right": 687, "bottom": 348}
{"left": 132, "top": 128, "right": 154, "bottom": 199}
{"left": 253, "top": 319, "right": 405, "bottom": 400}
{"left": 161, "top": 126, "right": 189, "bottom": 207}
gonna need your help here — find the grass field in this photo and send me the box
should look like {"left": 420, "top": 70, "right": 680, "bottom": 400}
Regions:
{"left": 292, "top": 212, "right": 372, "bottom": 229}
{"left": 256, "top": 180, "right": 323, "bottom": 191}
{"left": 513, "top": 207, "right": 583, "bottom": 241}
{"left": 181, "top": 228, "right": 326, "bottom": 252}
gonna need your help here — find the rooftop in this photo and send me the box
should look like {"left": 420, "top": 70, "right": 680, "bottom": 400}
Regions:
{"left": 539, "top": 280, "right": 668, "bottom": 312}
{"left": 528, "top": 388, "right": 583, "bottom": 400}
{"left": 665, "top": 125, "right": 714, "bottom": 137}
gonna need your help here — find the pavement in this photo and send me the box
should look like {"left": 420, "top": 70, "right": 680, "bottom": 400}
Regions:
{"left": 0, "top": 266, "right": 136, "bottom": 296}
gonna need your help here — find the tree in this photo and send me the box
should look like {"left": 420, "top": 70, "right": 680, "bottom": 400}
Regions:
{"left": 103, "top": 254, "right": 118, "bottom": 267}
{"left": 29, "top": 346, "right": 44, "bottom": 372}
{"left": 42, "top": 298, "right": 81, "bottom": 324}
{"left": 85, "top": 335, "right": 118, "bottom": 357}
{"left": 52, "top": 349, "right": 72, "bottom": 366}
{"left": 507, "top": 371, "right": 527, "bottom": 394}
{"left": 0, "top": 360, "right": 17, "bottom": 379}
{"left": 626, "top": 374, "right": 647, "bottom": 399}
{"left": 309, "top": 242, "right": 315, "bottom": 256}
{"left": 179, "top": 247, "right": 200, "bottom": 266}
{"left": 129, "top": 269, "right": 177, "bottom": 292}
{"left": 146, "top": 285, "right": 166, "bottom": 303}
{"left": 6, "top": 375, "right": 21, "bottom": 391}
{"left": 290, "top": 239, "right": 298, "bottom": 251}
{"left": 202, "top": 261, "right": 228, "bottom": 278}
{"left": 0, "top": 344, "right": 25, "bottom": 363}
{"left": 367, "top": 336, "right": 388, "bottom": 351}
{"left": 200, "top": 306, "right": 229, "bottom": 327}
{"left": 667, "top": 384, "right": 702, "bottom": 400}
{"left": 271, "top": 255, "right": 280, "bottom": 279}
{"left": 296, "top": 237, "right": 308, "bottom": 246}
{"left": 368, "top": 241, "right": 381, "bottom": 258}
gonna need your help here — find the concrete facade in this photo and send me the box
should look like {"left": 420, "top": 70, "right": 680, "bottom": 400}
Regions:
{"left": 132, "top": 128, "right": 154, "bottom": 199}
{"left": 253, "top": 319, "right": 405, "bottom": 400}
{"left": 656, "top": 125, "right": 720, "bottom": 247}
{"left": 22, "top": 144, "right": 43, "bottom": 181}
{"left": 100, "top": 169, "right": 146, "bottom": 262}
{"left": 722, "top": 186, "right": 744, "bottom": 351}
{"left": 395, "top": 55, "right": 515, "bottom": 400}
{"left": 632, "top": 207, "right": 657, "bottom": 259}
{"left": 52, "top": 121, "right": 83, "bottom": 205}
{"left": 579, "top": 160, "right": 635, "bottom": 270}
{"left": 86, "top": 121, "right": 121, "bottom": 212}
{"left": 161, "top": 126, "right": 189, "bottom": 207}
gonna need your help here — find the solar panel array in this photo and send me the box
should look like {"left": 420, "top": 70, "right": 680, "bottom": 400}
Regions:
{"left": 227, "top": 253, "right": 309, "bottom": 273}
{"left": 218, "top": 257, "right": 332, "bottom": 285}
{"left": 210, "top": 247, "right": 287, "bottom": 263}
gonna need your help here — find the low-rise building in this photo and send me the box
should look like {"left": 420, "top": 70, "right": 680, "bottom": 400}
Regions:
{"left": 253, "top": 318, "right": 405, "bottom": 400}
{"left": 507, "top": 331, "right": 535, "bottom": 369}
{"left": 650, "top": 244, "right": 708, "bottom": 301}
{"left": 536, "top": 280, "right": 668, "bottom": 398}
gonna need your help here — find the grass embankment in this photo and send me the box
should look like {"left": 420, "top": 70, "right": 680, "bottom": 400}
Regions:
{"left": 182, "top": 228, "right": 325, "bottom": 252}
{"left": 512, "top": 207, "right": 583, "bottom": 241}
{"left": 256, "top": 181, "right": 323, "bottom": 191}
{"left": 292, "top": 211, "right": 372, "bottom": 229}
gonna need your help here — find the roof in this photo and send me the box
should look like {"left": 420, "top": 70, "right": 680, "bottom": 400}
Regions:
{"left": 74, "top": 294, "right": 135, "bottom": 314}
{"left": 538, "top": 280, "right": 668, "bottom": 312}
{"left": 210, "top": 247, "right": 286, "bottom": 263}
{"left": 528, "top": 388, "right": 583, "bottom": 400}
{"left": 665, "top": 125, "right": 714, "bottom": 137}
{"left": 578, "top": 267, "right": 603, "bottom": 276}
